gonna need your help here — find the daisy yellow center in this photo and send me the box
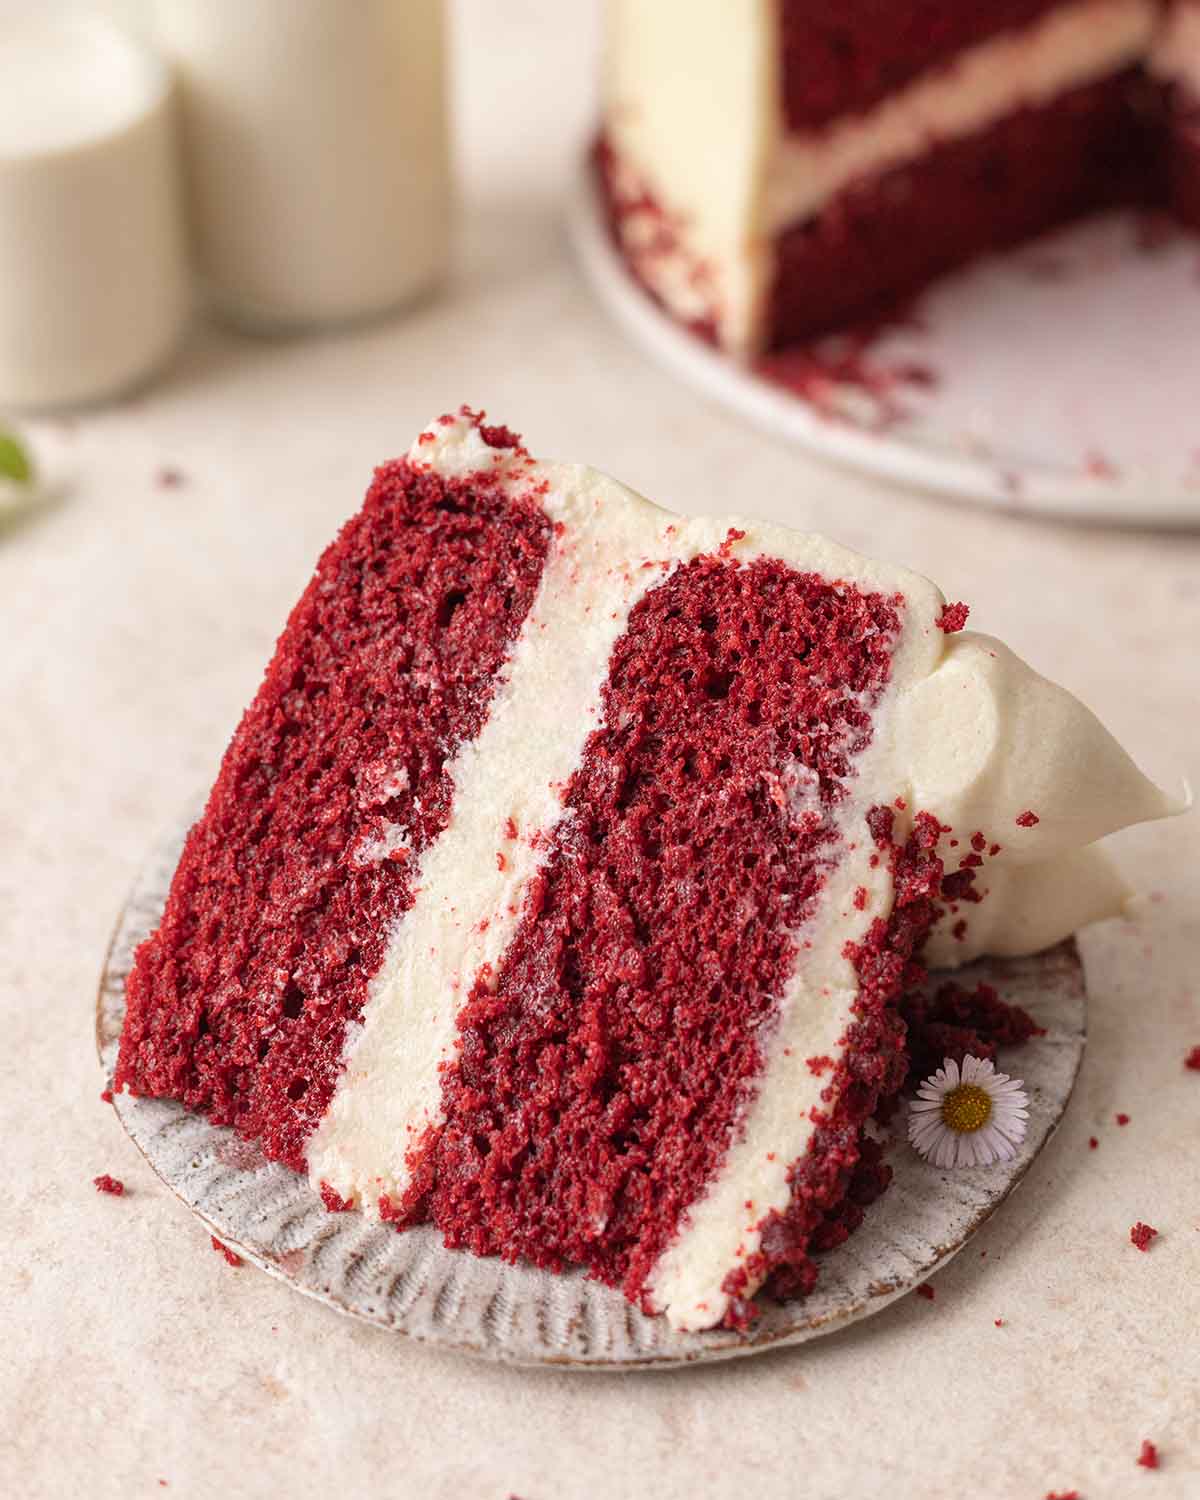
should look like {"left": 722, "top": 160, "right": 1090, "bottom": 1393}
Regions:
{"left": 940, "top": 1082, "right": 993, "bottom": 1134}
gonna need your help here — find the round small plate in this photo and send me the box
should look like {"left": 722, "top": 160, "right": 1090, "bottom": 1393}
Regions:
{"left": 97, "top": 813, "right": 1086, "bottom": 1370}
{"left": 568, "top": 165, "right": 1200, "bottom": 528}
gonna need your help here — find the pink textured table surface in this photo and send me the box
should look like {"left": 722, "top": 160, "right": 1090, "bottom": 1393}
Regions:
{"left": 2, "top": 3, "right": 1198, "bottom": 1497}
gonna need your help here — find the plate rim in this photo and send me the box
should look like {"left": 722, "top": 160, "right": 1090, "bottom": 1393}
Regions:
{"left": 96, "top": 812, "right": 1088, "bottom": 1371}
{"left": 567, "top": 161, "right": 1200, "bottom": 530}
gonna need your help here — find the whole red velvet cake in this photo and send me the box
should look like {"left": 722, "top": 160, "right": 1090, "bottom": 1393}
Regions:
{"left": 600, "top": 0, "right": 1200, "bottom": 352}
{"left": 115, "top": 410, "right": 1169, "bottom": 1329}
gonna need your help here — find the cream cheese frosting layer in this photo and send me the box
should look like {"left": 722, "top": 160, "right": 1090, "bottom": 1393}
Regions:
{"left": 308, "top": 413, "right": 1173, "bottom": 1330}
{"left": 764, "top": 0, "right": 1158, "bottom": 234}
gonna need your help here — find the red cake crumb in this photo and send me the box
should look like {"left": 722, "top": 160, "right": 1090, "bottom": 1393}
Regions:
{"left": 1137, "top": 1440, "right": 1160, "bottom": 1470}
{"left": 1089, "top": 1137, "right": 1099, "bottom": 1150}
{"left": 1184, "top": 1046, "right": 1200, "bottom": 1071}
{"left": 1130, "top": 1222, "right": 1158, "bottom": 1252}
{"left": 853, "top": 886, "right": 868, "bottom": 910}
{"left": 1016, "top": 809, "right": 1041, "bottom": 827}
{"left": 899, "top": 978, "right": 1042, "bottom": 1088}
{"left": 1117, "top": 1113, "right": 1131, "bottom": 1126}
{"left": 319, "top": 1182, "right": 354, "bottom": 1214}
{"left": 916, "top": 1284, "right": 935, "bottom": 1301}
{"left": 758, "top": 324, "right": 935, "bottom": 430}
{"left": 93, "top": 1174, "right": 124, "bottom": 1196}
{"left": 100, "top": 1088, "right": 113, "bottom": 1103}
{"left": 807, "top": 1055, "right": 834, "bottom": 1075}
{"left": 479, "top": 423, "right": 520, "bottom": 451}
{"left": 1084, "top": 450, "right": 1120, "bottom": 480}
{"left": 1045, "top": 1491, "right": 1080, "bottom": 1499}
{"left": 936, "top": 602, "right": 970, "bottom": 633}
{"left": 994, "top": 1317, "right": 1004, "bottom": 1326}
{"left": 455, "top": 405, "right": 526, "bottom": 455}
{"left": 211, "top": 1236, "right": 243, "bottom": 1267}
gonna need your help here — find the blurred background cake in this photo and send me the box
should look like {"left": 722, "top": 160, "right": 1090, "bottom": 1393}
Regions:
{"left": 599, "top": 0, "right": 1200, "bottom": 351}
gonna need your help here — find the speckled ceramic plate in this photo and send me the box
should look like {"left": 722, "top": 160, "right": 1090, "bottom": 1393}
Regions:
{"left": 569, "top": 166, "right": 1200, "bottom": 528}
{"left": 97, "top": 812, "right": 1086, "bottom": 1369}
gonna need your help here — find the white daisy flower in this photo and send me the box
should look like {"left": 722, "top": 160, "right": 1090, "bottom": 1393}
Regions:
{"left": 908, "top": 1054, "right": 1029, "bottom": 1168}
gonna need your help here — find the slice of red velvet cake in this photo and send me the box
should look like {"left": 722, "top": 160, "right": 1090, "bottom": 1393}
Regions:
{"left": 600, "top": 0, "right": 1200, "bottom": 352}
{"left": 115, "top": 409, "right": 1171, "bottom": 1330}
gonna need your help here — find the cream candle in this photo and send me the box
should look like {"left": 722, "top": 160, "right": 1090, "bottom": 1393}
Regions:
{"left": 153, "top": 0, "right": 451, "bottom": 332}
{"left": 0, "top": 13, "right": 189, "bottom": 410}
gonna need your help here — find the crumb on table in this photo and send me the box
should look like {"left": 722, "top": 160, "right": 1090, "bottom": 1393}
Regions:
{"left": 1130, "top": 1222, "right": 1159, "bottom": 1253}
{"left": 211, "top": 1235, "right": 244, "bottom": 1268}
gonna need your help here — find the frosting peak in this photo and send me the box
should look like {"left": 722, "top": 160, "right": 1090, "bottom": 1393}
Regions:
{"left": 897, "top": 632, "right": 1180, "bottom": 966}
{"left": 899, "top": 632, "right": 1176, "bottom": 858}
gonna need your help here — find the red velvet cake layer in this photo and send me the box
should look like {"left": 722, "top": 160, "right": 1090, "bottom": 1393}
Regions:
{"left": 392, "top": 554, "right": 904, "bottom": 1316}
{"left": 769, "top": 70, "right": 1161, "bottom": 346}
{"left": 778, "top": 0, "right": 1104, "bottom": 131}
{"left": 115, "top": 438, "right": 552, "bottom": 1170}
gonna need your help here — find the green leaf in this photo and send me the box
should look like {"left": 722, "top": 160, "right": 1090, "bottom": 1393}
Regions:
{"left": 0, "top": 429, "right": 33, "bottom": 485}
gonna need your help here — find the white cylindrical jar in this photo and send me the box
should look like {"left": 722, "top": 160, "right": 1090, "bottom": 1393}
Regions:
{"left": 0, "top": 14, "right": 189, "bottom": 410}
{"left": 153, "top": 0, "right": 450, "bottom": 332}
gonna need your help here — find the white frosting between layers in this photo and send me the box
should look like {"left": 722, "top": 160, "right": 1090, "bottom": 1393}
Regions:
{"left": 308, "top": 413, "right": 1174, "bottom": 1330}
{"left": 1153, "top": 0, "right": 1200, "bottom": 91}
{"left": 765, "top": 0, "right": 1158, "bottom": 233}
